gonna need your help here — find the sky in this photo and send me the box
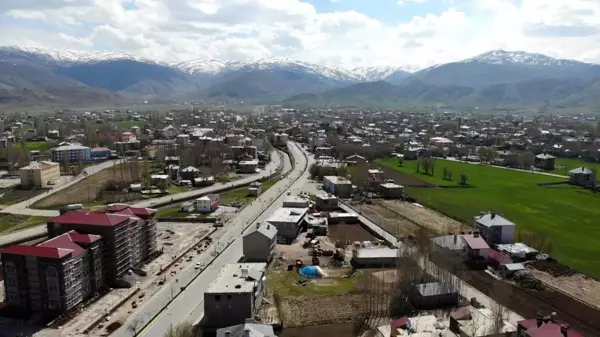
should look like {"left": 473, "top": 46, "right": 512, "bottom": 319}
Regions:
{"left": 1, "top": 0, "right": 600, "bottom": 69}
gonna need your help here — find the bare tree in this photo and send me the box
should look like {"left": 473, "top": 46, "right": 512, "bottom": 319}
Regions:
{"left": 127, "top": 317, "right": 143, "bottom": 336}
{"left": 489, "top": 281, "right": 511, "bottom": 334}
{"left": 163, "top": 322, "right": 195, "bottom": 337}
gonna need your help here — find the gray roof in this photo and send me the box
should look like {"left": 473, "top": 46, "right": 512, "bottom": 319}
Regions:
{"left": 415, "top": 282, "right": 458, "bottom": 297}
{"left": 569, "top": 167, "right": 593, "bottom": 175}
{"left": 535, "top": 153, "right": 555, "bottom": 159}
{"left": 244, "top": 224, "right": 277, "bottom": 240}
{"left": 476, "top": 213, "right": 515, "bottom": 228}
{"left": 216, "top": 323, "right": 275, "bottom": 337}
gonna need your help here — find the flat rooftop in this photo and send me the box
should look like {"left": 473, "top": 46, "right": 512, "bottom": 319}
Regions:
{"left": 207, "top": 263, "right": 266, "bottom": 294}
{"left": 266, "top": 207, "right": 308, "bottom": 224}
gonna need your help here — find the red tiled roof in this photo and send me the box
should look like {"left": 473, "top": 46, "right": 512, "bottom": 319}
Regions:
{"left": 67, "top": 231, "right": 102, "bottom": 244}
{"left": 451, "top": 307, "right": 472, "bottom": 320}
{"left": 391, "top": 317, "right": 410, "bottom": 329}
{"left": 50, "top": 211, "right": 130, "bottom": 227}
{"left": 525, "top": 323, "right": 583, "bottom": 337}
{"left": 104, "top": 204, "right": 131, "bottom": 212}
{"left": 0, "top": 245, "right": 72, "bottom": 259}
{"left": 38, "top": 233, "right": 85, "bottom": 257}
{"left": 462, "top": 234, "right": 490, "bottom": 250}
{"left": 128, "top": 207, "right": 156, "bottom": 216}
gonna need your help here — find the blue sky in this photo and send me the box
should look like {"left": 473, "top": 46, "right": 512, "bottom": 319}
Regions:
{"left": 1, "top": 0, "right": 600, "bottom": 67}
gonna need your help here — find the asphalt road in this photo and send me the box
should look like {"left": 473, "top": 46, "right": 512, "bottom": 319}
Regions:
{"left": 0, "top": 151, "right": 284, "bottom": 248}
{"left": 112, "top": 143, "right": 309, "bottom": 337}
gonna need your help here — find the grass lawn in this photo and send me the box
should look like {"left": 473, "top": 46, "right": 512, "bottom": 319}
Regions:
{"left": 22, "top": 141, "right": 51, "bottom": 152}
{"left": 554, "top": 158, "right": 600, "bottom": 176}
{"left": 156, "top": 205, "right": 209, "bottom": 218}
{"left": 0, "top": 214, "right": 49, "bottom": 234}
{"left": 116, "top": 120, "right": 145, "bottom": 130}
{"left": 168, "top": 185, "right": 188, "bottom": 194}
{"left": 377, "top": 157, "right": 600, "bottom": 279}
{"left": 267, "top": 269, "right": 365, "bottom": 297}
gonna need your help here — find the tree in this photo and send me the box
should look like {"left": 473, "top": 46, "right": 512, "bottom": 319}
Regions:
{"left": 394, "top": 142, "right": 405, "bottom": 153}
{"left": 397, "top": 156, "right": 404, "bottom": 167}
{"left": 489, "top": 281, "right": 511, "bottom": 334}
{"left": 442, "top": 167, "right": 449, "bottom": 180}
{"left": 127, "top": 318, "right": 143, "bottom": 336}
{"left": 520, "top": 151, "right": 535, "bottom": 170}
{"left": 460, "top": 172, "right": 468, "bottom": 185}
{"left": 164, "top": 322, "right": 195, "bottom": 337}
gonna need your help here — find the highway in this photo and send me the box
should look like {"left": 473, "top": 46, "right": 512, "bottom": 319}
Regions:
{"left": 112, "top": 143, "right": 310, "bottom": 337}
{"left": 0, "top": 151, "right": 284, "bottom": 248}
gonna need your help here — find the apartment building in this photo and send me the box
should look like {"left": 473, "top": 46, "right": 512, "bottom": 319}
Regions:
{"left": 1, "top": 231, "right": 104, "bottom": 317}
{"left": 47, "top": 205, "right": 157, "bottom": 284}
{"left": 204, "top": 263, "right": 267, "bottom": 328}
{"left": 51, "top": 144, "right": 92, "bottom": 163}
{"left": 19, "top": 161, "right": 60, "bottom": 188}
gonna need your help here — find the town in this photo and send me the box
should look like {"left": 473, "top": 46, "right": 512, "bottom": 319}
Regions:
{"left": 0, "top": 106, "right": 596, "bottom": 337}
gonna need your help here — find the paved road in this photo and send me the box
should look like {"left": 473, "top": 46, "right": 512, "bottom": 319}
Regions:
{"left": 0, "top": 152, "right": 284, "bottom": 248}
{"left": 112, "top": 143, "right": 309, "bottom": 337}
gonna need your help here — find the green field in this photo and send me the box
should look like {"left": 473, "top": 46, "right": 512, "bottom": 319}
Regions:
{"left": 116, "top": 120, "right": 145, "bottom": 130}
{"left": 0, "top": 214, "right": 49, "bottom": 234}
{"left": 554, "top": 158, "right": 600, "bottom": 176}
{"left": 377, "top": 158, "right": 600, "bottom": 278}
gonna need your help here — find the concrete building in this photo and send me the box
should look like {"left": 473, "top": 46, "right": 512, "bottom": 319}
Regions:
{"left": 282, "top": 196, "right": 309, "bottom": 208}
{"left": 1, "top": 231, "right": 104, "bottom": 317}
{"left": 243, "top": 223, "right": 277, "bottom": 263}
{"left": 272, "top": 133, "right": 289, "bottom": 147}
{"left": 323, "top": 176, "right": 353, "bottom": 198}
{"left": 474, "top": 212, "right": 516, "bottom": 246}
{"left": 380, "top": 183, "right": 404, "bottom": 199}
{"left": 19, "top": 161, "right": 60, "bottom": 188}
{"left": 248, "top": 182, "right": 262, "bottom": 197}
{"left": 196, "top": 194, "right": 219, "bottom": 213}
{"left": 90, "top": 147, "right": 112, "bottom": 159}
{"left": 47, "top": 206, "right": 157, "bottom": 284}
{"left": 409, "top": 282, "right": 459, "bottom": 309}
{"left": 204, "top": 263, "right": 267, "bottom": 328}
{"left": 238, "top": 160, "right": 259, "bottom": 173}
{"left": 315, "top": 194, "right": 338, "bottom": 211}
{"left": 51, "top": 144, "right": 91, "bottom": 163}
{"left": 265, "top": 207, "right": 308, "bottom": 243}
{"left": 216, "top": 323, "right": 275, "bottom": 337}
{"left": 352, "top": 246, "right": 399, "bottom": 268}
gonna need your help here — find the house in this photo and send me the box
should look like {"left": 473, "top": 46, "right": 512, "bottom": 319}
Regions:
{"left": 272, "top": 133, "right": 289, "bottom": 146}
{"left": 19, "top": 161, "right": 60, "bottom": 188}
{"left": 180, "top": 201, "right": 195, "bottom": 212}
{"left": 534, "top": 153, "right": 556, "bottom": 170}
{"left": 1, "top": 231, "right": 105, "bottom": 317}
{"left": 352, "top": 246, "right": 399, "bottom": 268}
{"left": 323, "top": 176, "right": 353, "bottom": 198}
{"left": 248, "top": 182, "right": 262, "bottom": 196}
{"left": 517, "top": 314, "right": 583, "bottom": 337}
{"left": 282, "top": 196, "right": 309, "bottom": 208}
{"left": 377, "top": 315, "right": 452, "bottom": 337}
{"left": 91, "top": 147, "right": 112, "bottom": 159}
{"left": 345, "top": 153, "right": 367, "bottom": 165}
{"left": 568, "top": 167, "right": 595, "bottom": 188}
{"left": 265, "top": 207, "right": 308, "bottom": 243}
{"left": 380, "top": 183, "right": 404, "bottom": 199}
{"left": 409, "top": 282, "right": 459, "bottom": 309}
{"left": 47, "top": 130, "right": 60, "bottom": 139}
{"left": 216, "top": 323, "right": 275, "bottom": 337}
{"left": 238, "top": 160, "right": 259, "bottom": 174}
{"left": 165, "top": 156, "right": 181, "bottom": 166}
{"left": 500, "top": 263, "right": 525, "bottom": 277}
{"left": 462, "top": 232, "right": 490, "bottom": 259}
{"left": 196, "top": 194, "right": 219, "bottom": 213}
{"left": 203, "top": 263, "right": 267, "bottom": 328}
{"left": 150, "top": 174, "right": 170, "bottom": 187}
{"left": 315, "top": 194, "right": 338, "bottom": 210}
{"left": 51, "top": 144, "right": 92, "bottom": 163}
{"left": 450, "top": 306, "right": 516, "bottom": 336}
{"left": 474, "top": 212, "right": 516, "bottom": 246}
{"left": 180, "top": 166, "right": 200, "bottom": 181}
{"left": 243, "top": 223, "right": 277, "bottom": 263}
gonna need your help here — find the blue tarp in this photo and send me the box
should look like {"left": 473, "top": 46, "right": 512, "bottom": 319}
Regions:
{"left": 299, "top": 266, "right": 320, "bottom": 278}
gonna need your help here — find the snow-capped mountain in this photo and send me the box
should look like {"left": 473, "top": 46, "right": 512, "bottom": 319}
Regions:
{"left": 0, "top": 46, "right": 158, "bottom": 65}
{"left": 461, "top": 50, "right": 594, "bottom": 67}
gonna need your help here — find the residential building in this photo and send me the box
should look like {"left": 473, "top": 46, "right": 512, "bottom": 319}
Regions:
{"left": 204, "top": 263, "right": 267, "bottom": 328}
{"left": 248, "top": 182, "right": 262, "bottom": 197}
{"left": 450, "top": 306, "right": 516, "bottom": 336}
{"left": 51, "top": 144, "right": 91, "bottom": 163}
{"left": 568, "top": 167, "right": 596, "bottom": 188}
{"left": 120, "top": 132, "right": 136, "bottom": 142}
{"left": 19, "top": 161, "right": 60, "bottom": 188}
{"left": 272, "top": 133, "right": 289, "bottom": 147}
{"left": 196, "top": 194, "right": 219, "bottom": 213}
{"left": 517, "top": 314, "right": 583, "bottom": 337}
{"left": 409, "top": 282, "right": 459, "bottom": 309}
{"left": 1, "top": 231, "right": 104, "bottom": 317}
{"left": 282, "top": 196, "right": 309, "bottom": 208}
{"left": 474, "top": 212, "right": 516, "bottom": 246}
{"left": 380, "top": 183, "right": 404, "bottom": 199}
{"left": 238, "top": 160, "right": 259, "bottom": 173}
{"left": 114, "top": 140, "right": 140, "bottom": 155}
{"left": 534, "top": 153, "right": 556, "bottom": 170}
{"left": 243, "top": 223, "right": 277, "bottom": 263}
{"left": 176, "top": 134, "right": 190, "bottom": 147}
{"left": 323, "top": 176, "right": 352, "bottom": 198}
{"left": 265, "top": 207, "right": 308, "bottom": 243}
{"left": 180, "top": 166, "right": 200, "bottom": 181}
{"left": 180, "top": 201, "right": 195, "bottom": 212}
{"left": 216, "top": 323, "right": 275, "bottom": 337}
{"left": 315, "top": 194, "right": 338, "bottom": 210}
{"left": 47, "top": 206, "right": 157, "bottom": 284}
{"left": 91, "top": 147, "right": 112, "bottom": 159}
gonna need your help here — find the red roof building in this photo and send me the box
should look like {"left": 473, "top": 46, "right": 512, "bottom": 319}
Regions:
{"left": 50, "top": 211, "right": 130, "bottom": 227}
{"left": 0, "top": 245, "right": 72, "bottom": 259}
{"left": 518, "top": 315, "right": 584, "bottom": 337}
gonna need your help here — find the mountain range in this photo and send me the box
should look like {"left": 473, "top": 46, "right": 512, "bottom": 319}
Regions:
{"left": 1, "top": 46, "right": 600, "bottom": 108}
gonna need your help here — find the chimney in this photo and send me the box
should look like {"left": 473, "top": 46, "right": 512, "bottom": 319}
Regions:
{"left": 561, "top": 324, "right": 570, "bottom": 337}
{"left": 267, "top": 224, "right": 270, "bottom": 229}
{"left": 491, "top": 212, "right": 496, "bottom": 219}
{"left": 225, "top": 331, "right": 231, "bottom": 337}
{"left": 454, "top": 235, "right": 457, "bottom": 244}
{"left": 550, "top": 312, "right": 557, "bottom": 322}
{"left": 473, "top": 231, "right": 479, "bottom": 238}
{"left": 536, "top": 313, "right": 544, "bottom": 327}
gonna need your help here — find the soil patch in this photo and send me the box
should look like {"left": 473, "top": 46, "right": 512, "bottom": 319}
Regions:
{"left": 378, "top": 200, "right": 467, "bottom": 235}
{"left": 353, "top": 203, "right": 419, "bottom": 237}
{"left": 279, "top": 323, "right": 359, "bottom": 337}
{"left": 278, "top": 295, "right": 366, "bottom": 327}
{"left": 328, "top": 223, "right": 375, "bottom": 243}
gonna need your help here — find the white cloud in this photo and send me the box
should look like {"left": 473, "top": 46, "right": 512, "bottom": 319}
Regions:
{"left": 398, "top": 0, "right": 428, "bottom": 6}
{"left": 0, "top": 0, "right": 600, "bottom": 68}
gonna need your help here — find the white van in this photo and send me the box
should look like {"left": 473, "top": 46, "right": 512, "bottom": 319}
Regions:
{"left": 66, "top": 204, "right": 84, "bottom": 210}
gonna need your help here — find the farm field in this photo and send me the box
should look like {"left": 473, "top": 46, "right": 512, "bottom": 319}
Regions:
{"left": 377, "top": 157, "right": 600, "bottom": 279}
{"left": 554, "top": 157, "right": 600, "bottom": 176}
{"left": 115, "top": 120, "right": 145, "bottom": 129}
{"left": 0, "top": 214, "right": 49, "bottom": 234}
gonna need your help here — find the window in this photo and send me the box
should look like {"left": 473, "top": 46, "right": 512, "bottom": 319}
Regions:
{"left": 227, "top": 294, "right": 232, "bottom": 300}
{"left": 46, "top": 266, "right": 58, "bottom": 278}
{"left": 4, "top": 262, "right": 17, "bottom": 274}
{"left": 215, "top": 295, "right": 221, "bottom": 301}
